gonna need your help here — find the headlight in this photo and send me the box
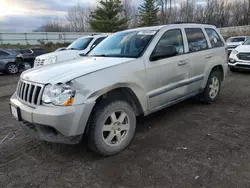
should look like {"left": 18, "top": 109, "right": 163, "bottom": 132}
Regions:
{"left": 44, "top": 56, "right": 57, "bottom": 64}
{"left": 229, "top": 58, "right": 236, "bottom": 63}
{"left": 42, "top": 83, "right": 75, "bottom": 106}
{"left": 231, "top": 50, "right": 238, "bottom": 55}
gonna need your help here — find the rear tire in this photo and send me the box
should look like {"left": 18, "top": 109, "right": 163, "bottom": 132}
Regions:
{"left": 88, "top": 100, "right": 136, "bottom": 156}
{"left": 199, "top": 70, "right": 221, "bottom": 104}
{"left": 5, "top": 63, "right": 19, "bottom": 75}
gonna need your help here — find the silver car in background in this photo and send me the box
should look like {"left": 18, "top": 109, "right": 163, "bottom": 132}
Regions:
{"left": 10, "top": 24, "right": 227, "bottom": 156}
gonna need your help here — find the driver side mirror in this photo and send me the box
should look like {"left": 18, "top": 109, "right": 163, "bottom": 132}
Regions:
{"left": 150, "top": 45, "right": 177, "bottom": 61}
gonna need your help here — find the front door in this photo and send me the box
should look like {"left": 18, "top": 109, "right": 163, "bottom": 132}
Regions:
{"left": 145, "top": 29, "right": 190, "bottom": 111}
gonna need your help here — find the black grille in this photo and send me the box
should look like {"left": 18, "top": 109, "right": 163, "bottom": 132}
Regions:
{"left": 16, "top": 80, "right": 43, "bottom": 106}
{"left": 237, "top": 53, "right": 250, "bottom": 61}
{"left": 235, "top": 64, "right": 250, "bottom": 69}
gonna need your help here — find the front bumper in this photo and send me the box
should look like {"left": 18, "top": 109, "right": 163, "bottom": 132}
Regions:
{"left": 10, "top": 93, "right": 95, "bottom": 144}
{"left": 228, "top": 61, "right": 250, "bottom": 70}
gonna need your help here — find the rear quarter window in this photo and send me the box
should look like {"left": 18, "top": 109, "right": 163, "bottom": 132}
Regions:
{"left": 205, "top": 28, "right": 224, "bottom": 48}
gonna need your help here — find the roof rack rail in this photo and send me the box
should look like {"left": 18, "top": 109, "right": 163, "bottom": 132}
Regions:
{"left": 174, "top": 22, "right": 202, "bottom": 24}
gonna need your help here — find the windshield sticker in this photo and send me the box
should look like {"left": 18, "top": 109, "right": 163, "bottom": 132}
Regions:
{"left": 138, "top": 31, "right": 157, "bottom": 35}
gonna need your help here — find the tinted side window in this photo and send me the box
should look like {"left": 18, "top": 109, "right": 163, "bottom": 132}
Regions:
{"left": 155, "top": 29, "right": 184, "bottom": 56}
{"left": 91, "top": 37, "right": 106, "bottom": 49}
{"left": 205, "top": 28, "right": 224, "bottom": 48}
{"left": 0, "top": 50, "right": 9, "bottom": 56}
{"left": 185, "top": 28, "right": 208, "bottom": 52}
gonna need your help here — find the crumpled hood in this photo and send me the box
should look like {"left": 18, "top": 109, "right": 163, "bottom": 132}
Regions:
{"left": 37, "top": 50, "right": 79, "bottom": 63}
{"left": 235, "top": 45, "right": 250, "bottom": 52}
{"left": 21, "top": 57, "right": 135, "bottom": 84}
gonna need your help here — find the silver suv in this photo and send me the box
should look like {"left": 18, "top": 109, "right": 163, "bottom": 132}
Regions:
{"left": 10, "top": 24, "right": 227, "bottom": 156}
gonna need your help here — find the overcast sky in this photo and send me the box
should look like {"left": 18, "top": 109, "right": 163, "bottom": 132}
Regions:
{"left": 0, "top": 0, "right": 204, "bottom": 32}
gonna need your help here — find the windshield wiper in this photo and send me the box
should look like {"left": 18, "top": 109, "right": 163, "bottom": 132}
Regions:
{"left": 92, "top": 54, "right": 107, "bottom": 57}
{"left": 67, "top": 48, "right": 78, "bottom": 50}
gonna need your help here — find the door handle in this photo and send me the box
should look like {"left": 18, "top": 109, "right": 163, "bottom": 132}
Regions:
{"left": 206, "top": 53, "right": 213, "bottom": 59}
{"left": 178, "top": 60, "right": 188, "bottom": 66}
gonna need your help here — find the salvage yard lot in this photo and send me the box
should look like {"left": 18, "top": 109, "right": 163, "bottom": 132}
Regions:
{"left": 1, "top": 71, "right": 250, "bottom": 188}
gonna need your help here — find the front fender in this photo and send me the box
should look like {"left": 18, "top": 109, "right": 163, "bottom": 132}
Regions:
{"left": 86, "top": 83, "right": 148, "bottom": 113}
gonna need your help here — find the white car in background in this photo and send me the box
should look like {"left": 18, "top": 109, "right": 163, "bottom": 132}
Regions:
{"left": 228, "top": 37, "right": 250, "bottom": 72}
{"left": 34, "top": 35, "right": 107, "bottom": 67}
{"left": 226, "top": 36, "right": 249, "bottom": 55}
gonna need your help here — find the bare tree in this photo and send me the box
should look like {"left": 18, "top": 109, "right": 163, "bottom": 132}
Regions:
{"left": 34, "top": 19, "right": 70, "bottom": 32}
{"left": 67, "top": 4, "right": 92, "bottom": 32}
{"left": 37, "top": 0, "right": 250, "bottom": 33}
{"left": 158, "top": 0, "right": 174, "bottom": 24}
{"left": 122, "top": 0, "right": 135, "bottom": 28}
{"left": 158, "top": 0, "right": 166, "bottom": 24}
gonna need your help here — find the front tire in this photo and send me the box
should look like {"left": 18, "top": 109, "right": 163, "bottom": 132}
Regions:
{"left": 88, "top": 100, "right": 136, "bottom": 156}
{"left": 199, "top": 70, "right": 221, "bottom": 104}
{"left": 5, "top": 63, "right": 19, "bottom": 74}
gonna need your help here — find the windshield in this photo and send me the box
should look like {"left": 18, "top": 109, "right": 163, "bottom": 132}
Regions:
{"left": 227, "top": 37, "right": 246, "bottom": 43}
{"left": 67, "top": 37, "right": 93, "bottom": 50}
{"left": 88, "top": 30, "right": 157, "bottom": 58}
{"left": 243, "top": 38, "right": 250, "bottom": 45}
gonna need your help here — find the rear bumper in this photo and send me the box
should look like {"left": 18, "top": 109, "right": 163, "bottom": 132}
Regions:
{"left": 10, "top": 93, "right": 95, "bottom": 144}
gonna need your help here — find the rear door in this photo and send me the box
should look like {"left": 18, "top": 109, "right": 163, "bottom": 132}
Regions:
{"left": 184, "top": 28, "right": 210, "bottom": 94}
{"left": 204, "top": 28, "right": 227, "bottom": 69}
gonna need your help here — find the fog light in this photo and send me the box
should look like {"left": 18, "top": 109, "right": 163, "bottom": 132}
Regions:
{"left": 229, "top": 58, "right": 236, "bottom": 63}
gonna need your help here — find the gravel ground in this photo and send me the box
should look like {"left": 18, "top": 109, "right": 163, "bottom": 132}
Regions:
{"left": 1, "top": 71, "right": 250, "bottom": 188}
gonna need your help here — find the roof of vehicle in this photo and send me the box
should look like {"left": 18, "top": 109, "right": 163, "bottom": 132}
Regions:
{"left": 78, "top": 34, "right": 108, "bottom": 40}
{"left": 30, "top": 47, "right": 46, "bottom": 49}
{"left": 0, "top": 48, "right": 18, "bottom": 55}
{"left": 228, "top": 36, "right": 249, "bottom": 39}
{"left": 121, "top": 23, "right": 216, "bottom": 33}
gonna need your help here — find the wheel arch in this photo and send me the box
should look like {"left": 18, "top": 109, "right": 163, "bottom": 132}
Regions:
{"left": 210, "top": 65, "right": 224, "bottom": 81}
{"left": 203, "top": 64, "right": 225, "bottom": 88}
{"left": 83, "top": 85, "right": 146, "bottom": 135}
{"left": 88, "top": 84, "right": 146, "bottom": 116}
